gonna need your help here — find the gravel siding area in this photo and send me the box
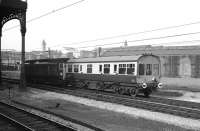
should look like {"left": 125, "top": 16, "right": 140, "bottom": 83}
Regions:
{"left": 0, "top": 86, "right": 199, "bottom": 131}
{"left": 32, "top": 90, "right": 200, "bottom": 130}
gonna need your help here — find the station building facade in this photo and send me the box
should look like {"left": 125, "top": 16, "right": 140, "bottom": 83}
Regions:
{"left": 101, "top": 45, "right": 200, "bottom": 88}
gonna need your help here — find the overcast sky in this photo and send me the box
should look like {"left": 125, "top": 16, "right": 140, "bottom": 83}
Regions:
{"left": 2, "top": 0, "right": 200, "bottom": 52}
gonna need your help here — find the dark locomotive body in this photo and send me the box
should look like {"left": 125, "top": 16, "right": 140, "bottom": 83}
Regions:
{"left": 25, "top": 54, "right": 162, "bottom": 97}
{"left": 25, "top": 58, "right": 68, "bottom": 85}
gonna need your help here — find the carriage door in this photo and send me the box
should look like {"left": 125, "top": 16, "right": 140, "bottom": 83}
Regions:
{"left": 59, "top": 63, "right": 64, "bottom": 79}
{"left": 138, "top": 55, "right": 160, "bottom": 81}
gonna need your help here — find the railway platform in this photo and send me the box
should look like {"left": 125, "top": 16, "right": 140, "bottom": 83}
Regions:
{"left": 0, "top": 84, "right": 199, "bottom": 131}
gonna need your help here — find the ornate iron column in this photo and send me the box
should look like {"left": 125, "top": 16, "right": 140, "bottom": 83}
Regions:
{"left": 20, "top": 11, "right": 26, "bottom": 90}
{"left": 0, "top": 26, "right": 2, "bottom": 84}
{"left": 0, "top": 0, "right": 27, "bottom": 90}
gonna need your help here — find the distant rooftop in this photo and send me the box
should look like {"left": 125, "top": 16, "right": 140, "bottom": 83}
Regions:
{"left": 102, "top": 45, "right": 200, "bottom": 56}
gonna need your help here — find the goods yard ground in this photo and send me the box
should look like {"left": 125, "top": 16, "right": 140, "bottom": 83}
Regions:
{"left": 162, "top": 90, "right": 200, "bottom": 103}
{"left": 0, "top": 85, "right": 200, "bottom": 131}
{"left": 153, "top": 88, "right": 200, "bottom": 103}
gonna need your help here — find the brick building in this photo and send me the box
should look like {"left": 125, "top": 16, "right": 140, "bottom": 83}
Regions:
{"left": 1, "top": 49, "right": 66, "bottom": 70}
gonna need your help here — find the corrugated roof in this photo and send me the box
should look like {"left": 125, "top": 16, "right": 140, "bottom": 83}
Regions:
{"left": 102, "top": 45, "right": 200, "bottom": 56}
{"left": 68, "top": 55, "right": 142, "bottom": 63}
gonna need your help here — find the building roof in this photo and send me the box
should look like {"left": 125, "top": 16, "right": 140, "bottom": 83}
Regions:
{"left": 68, "top": 55, "right": 142, "bottom": 63}
{"left": 102, "top": 45, "right": 200, "bottom": 56}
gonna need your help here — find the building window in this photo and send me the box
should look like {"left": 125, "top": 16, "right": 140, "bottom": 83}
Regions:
{"left": 127, "top": 64, "right": 135, "bottom": 75}
{"left": 114, "top": 64, "right": 117, "bottom": 73}
{"left": 139, "top": 64, "right": 145, "bottom": 75}
{"left": 87, "top": 64, "right": 92, "bottom": 73}
{"left": 104, "top": 64, "right": 110, "bottom": 74}
{"left": 119, "top": 64, "right": 126, "bottom": 74}
{"left": 153, "top": 64, "right": 159, "bottom": 75}
{"left": 73, "top": 64, "right": 79, "bottom": 73}
{"left": 68, "top": 64, "right": 72, "bottom": 72}
{"left": 146, "top": 64, "right": 152, "bottom": 75}
{"left": 99, "top": 65, "right": 102, "bottom": 73}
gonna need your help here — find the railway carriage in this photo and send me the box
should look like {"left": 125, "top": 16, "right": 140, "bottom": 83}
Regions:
{"left": 64, "top": 54, "right": 162, "bottom": 97}
{"left": 24, "top": 54, "right": 162, "bottom": 97}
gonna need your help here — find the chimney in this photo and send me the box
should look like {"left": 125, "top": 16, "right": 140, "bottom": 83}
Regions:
{"left": 42, "top": 40, "right": 47, "bottom": 51}
{"left": 124, "top": 40, "right": 128, "bottom": 47}
{"left": 96, "top": 47, "right": 102, "bottom": 57}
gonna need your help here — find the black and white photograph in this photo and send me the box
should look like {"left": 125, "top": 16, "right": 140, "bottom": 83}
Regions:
{"left": 0, "top": 0, "right": 200, "bottom": 130}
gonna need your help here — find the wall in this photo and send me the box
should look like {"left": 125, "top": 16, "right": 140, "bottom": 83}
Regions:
{"left": 159, "top": 55, "right": 200, "bottom": 88}
{"left": 161, "top": 77, "right": 200, "bottom": 88}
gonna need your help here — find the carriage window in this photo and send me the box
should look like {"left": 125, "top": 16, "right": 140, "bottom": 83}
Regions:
{"left": 68, "top": 64, "right": 72, "bottom": 72}
{"left": 59, "top": 63, "right": 63, "bottom": 70}
{"left": 119, "top": 64, "right": 126, "bottom": 74}
{"left": 87, "top": 64, "right": 92, "bottom": 73}
{"left": 153, "top": 64, "right": 159, "bottom": 75}
{"left": 127, "top": 64, "right": 135, "bottom": 75}
{"left": 73, "top": 64, "right": 79, "bottom": 73}
{"left": 99, "top": 65, "right": 102, "bottom": 73}
{"left": 139, "top": 64, "right": 145, "bottom": 75}
{"left": 65, "top": 64, "right": 68, "bottom": 72}
{"left": 146, "top": 64, "right": 152, "bottom": 75}
{"left": 104, "top": 64, "right": 110, "bottom": 74}
{"left": 114, "top": 64, "right": 117, "bottom": 73}
{"left": 80, "top": 65, "right": 82, "bottom": 72}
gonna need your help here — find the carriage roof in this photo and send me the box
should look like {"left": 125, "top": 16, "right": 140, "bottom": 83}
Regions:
{"left": 67, "top": 55, "right": 142, "bottom": 63}
{"left": 25, "top": 58, "right": 69, "bottom": 64}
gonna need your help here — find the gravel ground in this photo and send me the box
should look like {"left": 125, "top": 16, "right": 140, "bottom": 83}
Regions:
{"left": 169, "top": 90, "right": 200, "bottom": 103}
{"left": 0, "top": 85, "right": 199, "bottom": 131}
{"left": 155, "top": 88, "right": 200, "bottom": 103}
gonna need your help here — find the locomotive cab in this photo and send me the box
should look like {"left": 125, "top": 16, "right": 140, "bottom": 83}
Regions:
{"left": 137, "top": 54, "right": 162, "bottom": 94}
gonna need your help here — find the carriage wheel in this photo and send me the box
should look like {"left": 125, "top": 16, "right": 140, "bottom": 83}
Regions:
{"left": 118, "top": 88, "right": 125, "bottom": 95}
{"left": 96, "top": 82, "right": 104, "bottom": 90}
{"left": 84, "top": 81, "right": 90, "bottom": 89}
{"left": 96, "top": 82, "right": 101, "bottom": 90}
{"left": 114, "top": 87, "right": 119, "bottom": 94}
{"left": 130, "top": 88, "right": 138, "bottom": 97}
{"left": 113, "top": 84, "right": 120, "bottom": 94}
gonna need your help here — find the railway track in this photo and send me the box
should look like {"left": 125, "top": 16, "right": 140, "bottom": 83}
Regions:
{"left": 0, "top": 101, "right": 76, "bottom": 131}
{"left": 3, "top": 78, "right": 200, "bottom": 120}
{"left": 0, "top": 112, "right": 33, "bottom": 131}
